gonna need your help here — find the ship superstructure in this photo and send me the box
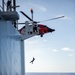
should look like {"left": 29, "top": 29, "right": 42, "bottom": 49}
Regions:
{"left": 0, "top": 0, "right": 25, "bottom": 75}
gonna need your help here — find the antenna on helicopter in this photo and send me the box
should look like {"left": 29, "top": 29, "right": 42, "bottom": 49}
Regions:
{"left": 30, "top": 8, "right": 33, "bottom": 20}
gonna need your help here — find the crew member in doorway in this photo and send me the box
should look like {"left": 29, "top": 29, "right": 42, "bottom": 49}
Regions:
{"left": 33, "top": 25, "right": 37, "bottom": 32}
{"left": 12, "top": 21, "right": 17, "bottom": 28}
{"left": 7, "top": 0, "right": 11, "bottom": 11}
{"left": 30, "top": 57, "right": 35, "bottom": 64}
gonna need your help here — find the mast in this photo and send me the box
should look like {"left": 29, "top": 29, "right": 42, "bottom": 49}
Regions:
{"left": 2, "top": 0, "right": 4, "bottom": 11}
{"left": 13, "top": 0, "right": 16, "bottom": 11}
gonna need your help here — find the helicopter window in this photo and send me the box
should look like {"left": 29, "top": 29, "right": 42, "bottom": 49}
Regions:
{"left": 44, "top": 26, "right": 47, "bottom": 28}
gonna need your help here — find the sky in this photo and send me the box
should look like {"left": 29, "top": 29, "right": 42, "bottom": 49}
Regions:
{"left": 0, "top": 0, "right": 75, "bottom": 73}
{"left": 19, "top": 0, "right": 75, "bottom": 72}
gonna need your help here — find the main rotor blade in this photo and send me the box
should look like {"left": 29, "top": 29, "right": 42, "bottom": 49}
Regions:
{"left": 20, "top": 11, "right": 33, "bottom": 21}
{"left": 37, "top": 16, "right": 65, "bottom": 23}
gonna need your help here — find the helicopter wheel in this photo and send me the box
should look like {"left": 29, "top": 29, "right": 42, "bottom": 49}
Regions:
{"left": 40, "top": 34, "right": 43, "bottom": 37}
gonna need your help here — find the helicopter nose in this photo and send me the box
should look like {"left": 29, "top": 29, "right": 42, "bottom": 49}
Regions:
{"left": 48, "top": 28, "right": 55, "bottom": 32}
{"left": 52, "top": 29, "right": 55, "bottom": 32}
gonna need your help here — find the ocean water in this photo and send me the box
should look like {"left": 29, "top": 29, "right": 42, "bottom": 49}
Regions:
{"left": 26, "top": 73, "right": 75, "bottom": 75}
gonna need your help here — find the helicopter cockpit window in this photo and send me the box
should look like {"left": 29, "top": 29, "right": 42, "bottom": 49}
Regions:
{"left": 44, "top": 25, "right": 47, "bottom": 28}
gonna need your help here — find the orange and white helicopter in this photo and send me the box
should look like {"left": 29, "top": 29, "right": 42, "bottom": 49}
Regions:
{"left": 18, "top": 8, "right": 64, "bottom": 40}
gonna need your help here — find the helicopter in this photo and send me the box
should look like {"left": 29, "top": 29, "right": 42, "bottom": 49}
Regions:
{"left": 18, "top": 8, "right": 64, "bottom": 39}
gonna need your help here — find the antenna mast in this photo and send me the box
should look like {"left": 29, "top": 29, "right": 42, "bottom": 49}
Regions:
{"left": 2, "top": 0, "right": 4, "bottom": 11}
{"left": 13, "top": 0, "right": 16, "bottom": 11}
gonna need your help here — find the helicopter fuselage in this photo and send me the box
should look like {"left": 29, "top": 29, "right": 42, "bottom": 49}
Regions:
{"left": 19, "top": 24, "right": 55, "bottom": 37}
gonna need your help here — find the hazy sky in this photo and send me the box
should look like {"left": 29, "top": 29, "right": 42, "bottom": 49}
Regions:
{"left": 0, "top": 0, "right": 75, "bottom": 73}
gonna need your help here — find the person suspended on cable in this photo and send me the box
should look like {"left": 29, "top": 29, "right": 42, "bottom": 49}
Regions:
{"left": 30, "top": 57, "right": 35, "bottom": 64}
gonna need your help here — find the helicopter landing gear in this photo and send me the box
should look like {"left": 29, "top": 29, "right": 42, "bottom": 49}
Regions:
{"left": 40, "top": 34, "right": 43, "bottom": 37}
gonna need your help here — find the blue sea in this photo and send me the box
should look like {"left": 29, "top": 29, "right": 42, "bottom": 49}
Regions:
{"left": 26, "top": 73, "right": 75, "bottom": 75}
